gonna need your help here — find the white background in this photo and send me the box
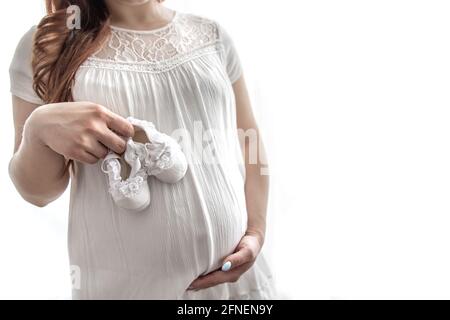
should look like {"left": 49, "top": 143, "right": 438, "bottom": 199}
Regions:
{"left": 1, "top": 0, "right": 450, "bottom": 299}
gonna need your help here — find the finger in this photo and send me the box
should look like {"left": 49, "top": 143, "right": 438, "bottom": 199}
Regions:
{"left": 188, "top": 263, "right": 252, "bottom": 290}
{"left": 95, "top": 126, "right": 127, "bottom": 154}
{"left": 74, "top": 150, "right": 99, "bottom": 165}
{"left": 189, "top": 270, "right": 228, "bottom": 290}
{"left": 103, "top": 110, "right": 134, "bottom": 138}
{"left": 85, "top": 139, "right": 109, "bottom": 159}
{"left": 221, "top": 246, "right": 254, "bottom": 272}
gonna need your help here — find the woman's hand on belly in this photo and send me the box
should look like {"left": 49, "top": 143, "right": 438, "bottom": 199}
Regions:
{"left": 187, "top": 231, "right": 263, "bottom": 290}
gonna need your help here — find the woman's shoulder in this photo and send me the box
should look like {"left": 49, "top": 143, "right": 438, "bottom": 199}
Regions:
{"left": 178, "top": 12, "right": 217, "bottom": 27}
{"left": 12, "top": 26, "right": 37, "bottom": 58}
{"left": 9, "top": 26, "right": 44, "bottom": 105}
{"left": 177, "top": 12, "right": 228, "bottom": 42}
{"left": 18, "top": 25, "right": 37, "bottom": 40}
{"left": 10, "top": 25, "right": 38, "bottom": 75}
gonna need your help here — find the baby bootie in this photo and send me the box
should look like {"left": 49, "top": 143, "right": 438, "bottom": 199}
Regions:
{"left": 101, "top": 146, "right": 150, "bottom": 212}
{"left": 127, "top": 117, "right": 188, "bottom": 183}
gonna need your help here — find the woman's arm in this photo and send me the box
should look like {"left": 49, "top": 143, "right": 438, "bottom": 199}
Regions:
{"left": 189, "top": 76, "right": 269, "bottom": 290}
{"left": 9, "top": 96, "right": 69, "bottom": 207}
{"left": 9, "top": 96, "right": 134, "bottom": 207}
{"left": 235, "top": 76, "right": 269, "bottom": 246}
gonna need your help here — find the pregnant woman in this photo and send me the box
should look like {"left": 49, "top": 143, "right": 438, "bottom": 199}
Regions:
{"left": 9, "top": 0, "right": 275, "bottom": 299}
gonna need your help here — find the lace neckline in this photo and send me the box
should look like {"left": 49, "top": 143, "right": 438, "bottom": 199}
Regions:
{"left": 109, "top": 11, "right": 179, "bottom": 34}
{"left": 84, "top": 13, "right": 221, "bottom": 73}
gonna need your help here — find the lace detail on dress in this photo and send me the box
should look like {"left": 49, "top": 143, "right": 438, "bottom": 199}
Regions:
{"left": 82, "top": 13, "right": 221, "bottom": 73}
{"left": 102, "top": 159, "right": 146, "bottom": 198}
{"left": 83, "top": 46, "right": 219, "bottom": 73}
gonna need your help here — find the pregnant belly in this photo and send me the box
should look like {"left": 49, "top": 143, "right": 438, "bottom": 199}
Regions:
{"left": 183, "top": 163, "right": 248, "bottom": 275}
{"left": 200, "top": 195, "right": 248, "bottom": 274}
{"left": 68, "top": 162, "right": 248, "bottom": 297}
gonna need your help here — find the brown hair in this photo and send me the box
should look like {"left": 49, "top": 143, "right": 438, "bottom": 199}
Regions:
{"left": 32, "top": 0, "right": 111, "bottom": 103}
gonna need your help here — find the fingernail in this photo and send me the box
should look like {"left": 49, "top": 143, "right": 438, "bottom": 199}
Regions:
{"left": 221, "top": 261, "right": 232, "bottom": 272}
{"left": 187, "top": 286, "right": 194, "bottom": 290}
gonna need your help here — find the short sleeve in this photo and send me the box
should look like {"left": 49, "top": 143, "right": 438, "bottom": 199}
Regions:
{"left": 216, "top": 23, "right": 243, "bottom": 84}
{"left": 9, "top": 26, "right": 44, "bottom": 105}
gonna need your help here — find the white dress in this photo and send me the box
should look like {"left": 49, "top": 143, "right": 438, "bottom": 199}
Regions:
{"left": 10, "top": 12, "right": 276, "bottom": 300}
